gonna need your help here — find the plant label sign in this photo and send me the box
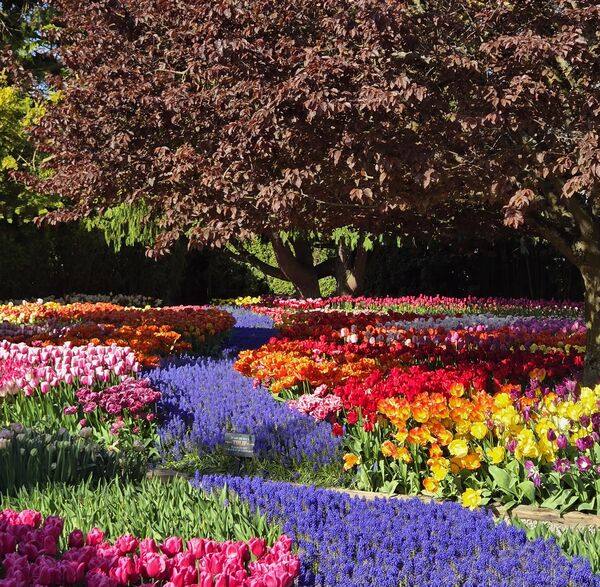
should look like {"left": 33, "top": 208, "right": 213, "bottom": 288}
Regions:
{"left": 224, "top": 433, "right": 255, "bottom": 458}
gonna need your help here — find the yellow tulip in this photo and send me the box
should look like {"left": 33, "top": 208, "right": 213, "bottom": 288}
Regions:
{"left": 580, "top": 387, "right": 598, "bottom": 413}
{"left": 342, "top": 453, "right": 361, "bottom": 470}
{"left": 486, "top": 446, "right": 506, "bottom": 464}
{"left": 396, "top": 447, "right": 413, "bottom": 464}
{"left": 455, "top": 420, "right": 471, "bottom": 435}
{"left": 494, "top": 393, "right": 511, "bottom": 409}
{"left": 431, "top": 464, "right": 449, "bottom": 481}
{"left": 461, "top": 452, "right": 481, "bottom": 470}
{"left": 461, "top": 488, "right": 483, "bottom": 509}
{"left": 423, "top": 477, "right": 439, "bottom": 493}
{"left": 448, "top": 439, "right": 469, "bottom": 458}
{"left": 470, "top": 421, "right": 488, "bottom": 440}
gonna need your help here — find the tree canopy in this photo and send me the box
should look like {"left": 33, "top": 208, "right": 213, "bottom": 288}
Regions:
{"left": 0, "top": 0, "right": 59, "bottom": 222}
{"left": 29, "top": 0, "right": 600, "bottom": 380}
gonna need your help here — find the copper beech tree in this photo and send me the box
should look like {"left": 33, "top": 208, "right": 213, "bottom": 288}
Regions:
{"left": 30, "top": 0, "right": 600, "bottom": 382}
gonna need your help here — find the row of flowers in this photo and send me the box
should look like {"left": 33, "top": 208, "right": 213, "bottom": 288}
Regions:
{"left": 235, "top": 336, "right": 583, "bottom": 395}
{"left": 198, "top": 474, "right": 599, "bottom": 587}
{"left": 218, "top": 294, "right": 583, "bottom": 322}
{"left": 276, "top": 310, "right": 586, "bottom": 350}
{"left": 234, "top": 305, "right": 600, "bottom": 511}
{"left": 0, "top": 302, "right": 235, "bottom": 366}
{"left": 0, "top": 340, "right": 160, "bottom": 451}
{"left": 0, "top": 508, "right": 299, "bottom": 587}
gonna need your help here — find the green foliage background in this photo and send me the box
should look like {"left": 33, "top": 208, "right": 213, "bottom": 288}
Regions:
{"left": 0, "top": 77, "right": 59, "bottom": 222}
{"left": 234, "top": 238, "right": 336, "bottom": 296}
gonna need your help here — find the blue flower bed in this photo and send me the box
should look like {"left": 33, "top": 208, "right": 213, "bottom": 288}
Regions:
{"left": 196, "top": 474, "right": 600, "bottom": 587}
{"left": 218, "top": 305, "right": 278, "bottom": 356}
{"left": 150, "top": 356, "right": 340, "bottom": 465}
{"left": 149, "top": 309, "right": 340, "bottom": 465}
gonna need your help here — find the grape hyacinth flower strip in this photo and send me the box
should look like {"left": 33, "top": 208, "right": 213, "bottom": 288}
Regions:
{"left": 150, "top": 357, "right": 340, "bottom": 466}
{"left": 219, "top": 307, "right": 275, "bottom": 330}
{"left": 197, "top": 475, "right": 600, "bottom": 587}
{"left": 219, "top": 307, "right": 278, "bottom": 357}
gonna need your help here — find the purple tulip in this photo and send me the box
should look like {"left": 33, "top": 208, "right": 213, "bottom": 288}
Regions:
{"left": 524, "top": 460, "right": 541, "bottom": 487}
{"left": 553, "top": 458, "right": 571, "bottom": 474}
{"left": 556, "top": 434, "right": 568, "bottom": 450}
{"left": 575, "top": 435, "right": 594, "bottom": 452}
{"left": 576, "top": 455, "right": 592, "bottom": 472}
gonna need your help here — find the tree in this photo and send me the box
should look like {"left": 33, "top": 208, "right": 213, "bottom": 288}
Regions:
{"left": 1, "top": 1, "right": 59, "bottom": 79}
{"left": 225, "top": 229, "right": 371, "bottom": 297}
{"left": 0, "top": 0, "right": 59, "bottom": 223}
{"left": 31, "top": 0, "right": 439, "bottom": 297}
{"left": 31, "top": 0, "right": 600, "bottom": 382}
{"left": 0, "top": 73, "right": 49, "bottom": 222}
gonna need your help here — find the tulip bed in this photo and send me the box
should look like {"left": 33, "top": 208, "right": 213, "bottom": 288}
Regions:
{"left": 0, "top": 510, "right": 297, "bottom": 587}
{"left": 2, "top": 294, "right": 600, "bottom": 586}
{"left": 0, "top": 341, "right": 157, "bottom": 468}
{"left": 0, "top": 301, "right": 235, "bottom": 367}
{"left": 0, "top": 477, "right": 298, "bottom": 587}
{"left": 0, "top": 301, "right": 236, "bottom": 490}
{"left": 0, "top": 300, "right": 302, "bottom": 586}
{"left": 233, "top": 297, "right": 600, "bottom": 514}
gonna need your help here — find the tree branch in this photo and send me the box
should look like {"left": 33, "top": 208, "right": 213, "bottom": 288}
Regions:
{"left": 224, "top": 245, "right": 286, "bottom": 281}
{"left": 528, "top": 215, "right": 578, "bottom": 267}
{"left": 315, "top": 256, "right": 337, "bottom": 278}
{"left": 564, "top": 195, "right": 600, "bottom": 243}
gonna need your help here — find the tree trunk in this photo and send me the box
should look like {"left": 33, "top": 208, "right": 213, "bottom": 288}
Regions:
{"left": 528, "top": 197, "right": 600, "bottom": 387}
{"left": 271, "top": 234, "right": 321, "bottom": 298}
{"left": 581, "top": 265, "right": 600, "bottom": 386}
{"left": 335, "top": 240, "right": 368, "bottom": 295}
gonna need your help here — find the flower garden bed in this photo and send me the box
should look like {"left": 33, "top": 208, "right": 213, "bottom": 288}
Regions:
{"left": 1, "top": 295, "right": 600, "bottom": 585}
{"left": 0, "top": 477, "right": 298, "bottom": 587}
{"left": 234, "top": 300, "right": 599, "bottom": 515}
{"left": 0, "top": 301, "right": 235, "bottom": 366}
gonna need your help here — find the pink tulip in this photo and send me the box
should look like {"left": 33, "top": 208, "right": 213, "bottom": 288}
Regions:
{"left": 86, "top": 528, "right": 105, "bottom": 546}
{"left": 160, "top": 536, "right": 183, "bottom": 557}
{"left": 139, "top": 538, "right": 159, "bottom": 555}
{"left": 115, "top": 534, "right": 139, "bottom": 555}
{"left": 141, "top": 552, "right": 168, "bottom": 579}
{"left": 248, "top": 538, "right": 266, "bottom": 558}
{"left": 225, "top": 542, "right": 249, "bottom": 562}
{"left": 187, "top": 538, "right": 205, "bottom": 559}
{"left": 17, "top": 509, "right": 42, "bottom": 527}
{"left": 109, "top": 556, "right": 137, "bottom": 584}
